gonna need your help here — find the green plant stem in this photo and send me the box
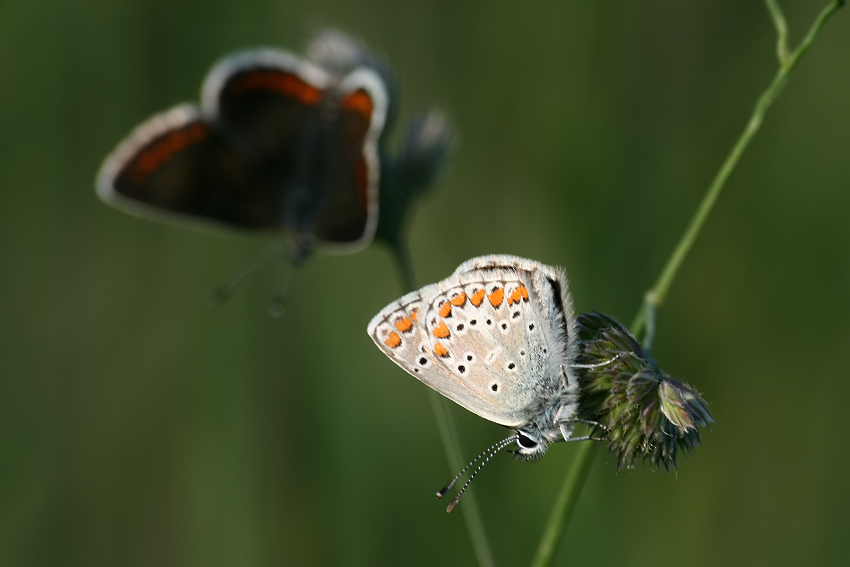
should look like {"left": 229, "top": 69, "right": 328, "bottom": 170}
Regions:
{"left": 530, "top": 442, "right": 597, "bottom": 567}
{"left": 428, "top": 390, "right": 497, "bottom": 567}
{"left": 532, "top": 2, "right": 843, "bottom": 565}
{"left": 390, "top": 240, "right": 497, "bottom": 567}
{"left": 766, "top": 0, "right": 791, "bottom": 65}
{"left": 390, "top": 238, "right": 417, "bottom": 296}
{"left": 630, "top": 0, "right": 844, "bottom": 339}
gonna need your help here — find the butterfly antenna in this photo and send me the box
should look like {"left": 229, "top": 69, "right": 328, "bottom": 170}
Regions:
{"left": 438, "top": 434, "right": 517, "bottom": 514}
{"left": 436, "top": 435, "right": 514, "bottom": 498}
{"left": 209, "top": 240, "right": 287, "bottom": 306}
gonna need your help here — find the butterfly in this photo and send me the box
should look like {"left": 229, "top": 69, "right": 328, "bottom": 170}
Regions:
{"left": 96, "top": 32, "right": 389, "bottom": 261}
{"left": 367, "top": 255, "right": 604, "bottom": 510}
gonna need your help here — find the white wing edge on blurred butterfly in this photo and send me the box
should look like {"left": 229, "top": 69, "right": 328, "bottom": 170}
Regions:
{"left": 94, "top": 104, "right": 227, "bottom": 232}
{"left": 325, "top": 67, "right": 388, "bottom": 253}
{"left": 200, "top": 48, "right": 331, "bottom": 117}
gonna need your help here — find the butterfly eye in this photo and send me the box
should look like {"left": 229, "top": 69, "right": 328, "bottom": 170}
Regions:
{"left": 517, "top": 433, "right": 538, "bottom": 450}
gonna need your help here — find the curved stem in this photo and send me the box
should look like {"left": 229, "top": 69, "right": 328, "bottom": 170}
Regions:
{"left": 389, "top": 240, "right": 497, "bottom": 567}
{"left": 390, "top": 238, "right": 417, "bottom": 296}
{"left": 631, "top": 0, "right": 844, "bottom": 339}
{"left": 533, "top": 2, "right": 843, "bottom": 565}
{"left": 766, "top": 0, "right": 791, "bottom": 65}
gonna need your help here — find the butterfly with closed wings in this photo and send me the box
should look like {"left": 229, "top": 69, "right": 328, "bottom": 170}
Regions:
{"left": 368, "top": 255, "right": 610, "bottom": 511}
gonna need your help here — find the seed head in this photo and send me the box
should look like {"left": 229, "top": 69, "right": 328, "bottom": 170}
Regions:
{"left": 575, "top": 312, "right": 714, "bottom": 471}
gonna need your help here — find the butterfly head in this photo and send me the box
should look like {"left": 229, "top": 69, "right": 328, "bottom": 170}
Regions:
{"left": 512, "top": 415, "right": 576, "bottom": 460}
{"left": 512, "top": 429, "right": 549, "bottom": 460}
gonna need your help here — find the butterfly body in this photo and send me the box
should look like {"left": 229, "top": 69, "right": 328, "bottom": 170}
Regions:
{"left": 368, "top": 255, "right": 580, "bottom": 458}
{"left": 97, "top": 42, "right": 388, "bottom": 257}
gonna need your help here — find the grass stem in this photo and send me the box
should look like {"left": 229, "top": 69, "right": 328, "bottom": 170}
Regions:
{"left": 532, "top": 3, "right": 843, "bottom": 565}
{"left": 390, "top": 240, "right": 497, "bottom": 567}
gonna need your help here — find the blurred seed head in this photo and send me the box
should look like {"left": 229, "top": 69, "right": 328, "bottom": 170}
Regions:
{"left": 376, "top": 110, "right": 454, "bottom": 249}
{"left": 306, "top": 28, "right": 365, "bottom": 77}
{"left": 575, "top": 311, "right": 714, "bottom": 471}
{"left": 306, "top": 28, "right": 399, "bottom": 129}
{"left": 395, "top": 111, "right": 453, "bottom": 195}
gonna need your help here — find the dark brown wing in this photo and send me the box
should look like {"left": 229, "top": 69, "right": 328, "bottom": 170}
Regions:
{"left": 97, "top": 104, "right": 279, "bottom": 230}
{"left": 204, "top": 50, "right": 327, "bottom": 183}
{"left": 311, "top": 69, "right": 387, "bottom": 250}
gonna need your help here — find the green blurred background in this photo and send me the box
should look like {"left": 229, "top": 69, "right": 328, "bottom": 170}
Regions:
{"left": 1, "top": 0, "right": 849, "bottom": 565}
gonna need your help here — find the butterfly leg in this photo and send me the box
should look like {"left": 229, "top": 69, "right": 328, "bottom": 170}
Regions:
{"left": 571, "top": 354, "right": 620, "bottom": 369}
{"left": 559, "top": 420, "right": 609, "bottom": 443}
{"left": 562, "top": 418, "right": 611, "bottom": 432}
{"left": 562, "top": 434, "right": 608, "bottom": 443}
{"left": 209, "top": 239, "right": 287, "bottom": 306}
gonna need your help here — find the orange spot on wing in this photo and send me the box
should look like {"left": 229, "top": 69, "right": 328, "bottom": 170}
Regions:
{"left": 434, "top": 342, "right": 450, "bottom": 358}
{"left": 231, "top": 71, "right": 322, "bottom": 105}
{"left": 451, "top": 292, "right": 467, "bottom": 307}
{"left": 518, "top": 285, "right": 529, "bottom": 301}
{"left": 439, "top": 302, "right": 452, "bottom": 318}
{"left": 395, "top": 316, "right": 413, "bottom": 333}
{"left": 432, "top": 321, "right": 451, "bottom": 339}
{"left": 509, "top": 287, "right": 524, "bottom": 305}
{"left": 342, "top": 89, "right": 375, "bottom": 119}
{"left": 383, "top": 331, "right": 402, "bottom": 349}
{"left": 131, "top": 122, "right": 209, "bottom": 184}
{"left": 488, "top": 287, "right": 504, "bottom": 308}
{"left": 409, "top": 308, "right": 420, "bottom": 322}
{"left": 470, "top": 289, "right": 486, "bottom": 306}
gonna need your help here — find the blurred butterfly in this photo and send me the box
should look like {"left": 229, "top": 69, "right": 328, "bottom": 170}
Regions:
{"left": 97, "top": 31, "right": 389, "bottom": 262}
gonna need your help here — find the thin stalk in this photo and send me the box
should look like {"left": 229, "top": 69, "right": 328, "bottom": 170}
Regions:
{"left": 390, "top": 240, "right": 497, "bottom": 567}
{"left": 766, "top": 0, "right": 791, "bottom": 65}
{"left": 390, "top": 238, "right": 417, "bottom": 296}
{"left": 530, "top": 442, "right": 597, "bottom": 567}
{"left": 428, "top": 390, "right": 497, "bottom": 567}
{"left": 631, "top": 0, "right": 844, "bottom": 339}
{"left": 533, "top": 2, "right": 843, "bottom": 565}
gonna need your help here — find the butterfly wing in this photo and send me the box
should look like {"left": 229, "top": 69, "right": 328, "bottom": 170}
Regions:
{"left": 97, "top": 104, "right": 280, "bottom": 230}
{"left": 99, "top": 47, "right": 387, "bottom": 246}
{"left": 452, "top": 255, "right": 578, "bottom": 359}
{"left": 203, "top": 49, "right": 328, "bottom": 170}
{"left": 368, "top": 255, "right": 578, "bottom": 428}
{"left": 205, "top": 50, "right": 386, "bottom": 250}
{"left": 310, "top": 69, "right": 387, "bottom": 250}
{"left": 368, "top": 284, "right": 481, "bottom": 408}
